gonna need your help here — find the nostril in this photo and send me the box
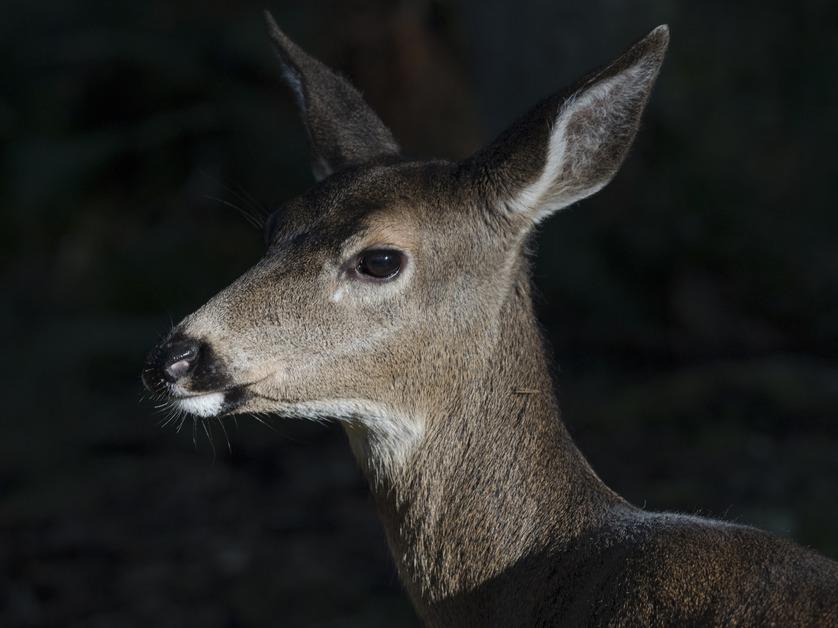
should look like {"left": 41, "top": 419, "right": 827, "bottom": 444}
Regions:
{"left": 163, "top": 342, "right": 200, "bottom": 383}
{"left": 164, "top": 358, "right": 192, "bottom": 382}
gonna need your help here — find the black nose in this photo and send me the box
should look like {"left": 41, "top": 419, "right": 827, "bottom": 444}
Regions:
{"left": 142, "top": 335, "right": 202, "bottom": 391}
{"left": 162, "top": 340, "right": 200, "bottom": 382}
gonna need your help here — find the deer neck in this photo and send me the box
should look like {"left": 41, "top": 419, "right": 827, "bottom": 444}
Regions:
{"left": 348, "top": 264, "right": 624, "bottom": 610}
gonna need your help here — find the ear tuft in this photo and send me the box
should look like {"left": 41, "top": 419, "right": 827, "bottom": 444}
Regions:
{"left": 264, "top": 11, "right": 399, "bottom": 181}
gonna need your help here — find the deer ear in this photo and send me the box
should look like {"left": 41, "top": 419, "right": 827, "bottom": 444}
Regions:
{"left": 465, "top": 25, "right": 669, "bottom": 223}
{"left": 264, "top": 11, "right": 400, "bottom": 181}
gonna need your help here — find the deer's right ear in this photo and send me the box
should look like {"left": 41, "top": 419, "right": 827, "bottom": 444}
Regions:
{"left": 463, "top": 25, "right": 669, "bottom": 226}
{"left": 264, "top": 11, "right": 399, "bottom": 181}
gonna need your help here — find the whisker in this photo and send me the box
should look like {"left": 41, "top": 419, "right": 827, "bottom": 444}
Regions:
{"left": 200, "top": 169, "right": 269, "bottom": 225}
{"left": 159, "top": 408, "right": 180, "bottom": 429}
{"left": 205, "top": 195, "right": 263, "bottom": 231}
{"left": 217, "top": 418, "right": 232, "bottom": 454}
{"left": 226, "top": 182, "right": 269, "bottom": 223}
{"left": 202, "top": 420, "right": 216, "bottom": 461}
{"left": 248, "top": 412, "right": 277, "bottom": 432}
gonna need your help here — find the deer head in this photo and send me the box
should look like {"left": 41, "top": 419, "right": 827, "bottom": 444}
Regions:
{"left": 142, "top": 13, "right": 669, "bottom": 477}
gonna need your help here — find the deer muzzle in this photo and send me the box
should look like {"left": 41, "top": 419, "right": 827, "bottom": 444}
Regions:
{"left": 142, "top": 332, "right": 244, "bottom": 417}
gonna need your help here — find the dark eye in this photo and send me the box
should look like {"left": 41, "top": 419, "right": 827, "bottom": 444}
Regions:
{"left": 355, "top": 249, "right": 403, "bottom": 281}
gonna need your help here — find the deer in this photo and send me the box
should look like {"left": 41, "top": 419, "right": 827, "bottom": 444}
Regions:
{"left": 142, "top": 11, "right": 838, "bottom": 626}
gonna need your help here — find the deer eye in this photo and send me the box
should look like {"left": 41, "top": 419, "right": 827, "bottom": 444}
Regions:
{"left": 355, "top": 249, "right": 403, "bottom": 281}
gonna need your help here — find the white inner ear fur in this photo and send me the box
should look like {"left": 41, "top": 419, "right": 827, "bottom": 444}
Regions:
{"left": 509, "top": 61, "right": 652, "bottom": 221}
{"left": 278, "top": 62, "right": 332, "bottom": 181}
{"left": 279, "top": 63, "right": 305, "bottom": 110}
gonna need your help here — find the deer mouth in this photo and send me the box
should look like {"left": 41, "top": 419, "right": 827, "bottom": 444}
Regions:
{"left": 168, "top": 383, "right": 251, "bottom": 418}
{"left": 171, "top": 391, "right": 227, "bottom": 417}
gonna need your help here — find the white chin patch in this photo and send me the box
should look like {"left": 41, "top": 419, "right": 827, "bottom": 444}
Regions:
{"left": 175, "top": 392, "right": 225, "bottom": 417}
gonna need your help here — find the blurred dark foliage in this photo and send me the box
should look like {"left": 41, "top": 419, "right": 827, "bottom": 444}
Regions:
{"left": 1, "top": 0, "right": 837, "bottom": 626}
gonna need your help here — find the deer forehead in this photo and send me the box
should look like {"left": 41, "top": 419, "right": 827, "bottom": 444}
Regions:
{"left": 343, "top": 212, "right": 419, "bottom": 252}
{"left": 273, "top": 162, "right": 486, "bottom": 260}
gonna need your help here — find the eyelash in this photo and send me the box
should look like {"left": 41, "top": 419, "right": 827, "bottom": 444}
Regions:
{"left": 263, "top": 213, "right": 280, "bottom": 246}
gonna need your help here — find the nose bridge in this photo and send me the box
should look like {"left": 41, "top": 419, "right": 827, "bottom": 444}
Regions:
{"left": 179, "top": 263, "right": 271, "bottom": 340}
{"left": 177, "top": 260, "right": 292, "bottom": 360}
{"left": 143, "top": 269, "right": 266, "bottom": 394}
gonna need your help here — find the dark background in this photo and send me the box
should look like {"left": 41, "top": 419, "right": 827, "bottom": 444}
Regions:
{"left": 2, "top": 0, "right": 837, "bottom": 626}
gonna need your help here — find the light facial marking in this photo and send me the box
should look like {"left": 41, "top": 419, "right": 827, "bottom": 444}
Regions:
{"left": 280, "top": 399, "right": 425, "bottom": 472}
{"left": 175, "top": 392, "right": 226, "bottom": 417}
{"left": 242, "top": 395, "right": 424, "bottom": 472}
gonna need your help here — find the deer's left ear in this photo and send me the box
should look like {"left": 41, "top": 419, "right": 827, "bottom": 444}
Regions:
{"left": 464, "top": 25, "right": 669, "bottom": 224}
{"left": 264, "top": 11, "right": 400, "bottom": 181}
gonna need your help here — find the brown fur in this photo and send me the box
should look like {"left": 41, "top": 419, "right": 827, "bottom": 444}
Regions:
{"left": 142, "top": 15, "right": 838, "bottom": 627}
